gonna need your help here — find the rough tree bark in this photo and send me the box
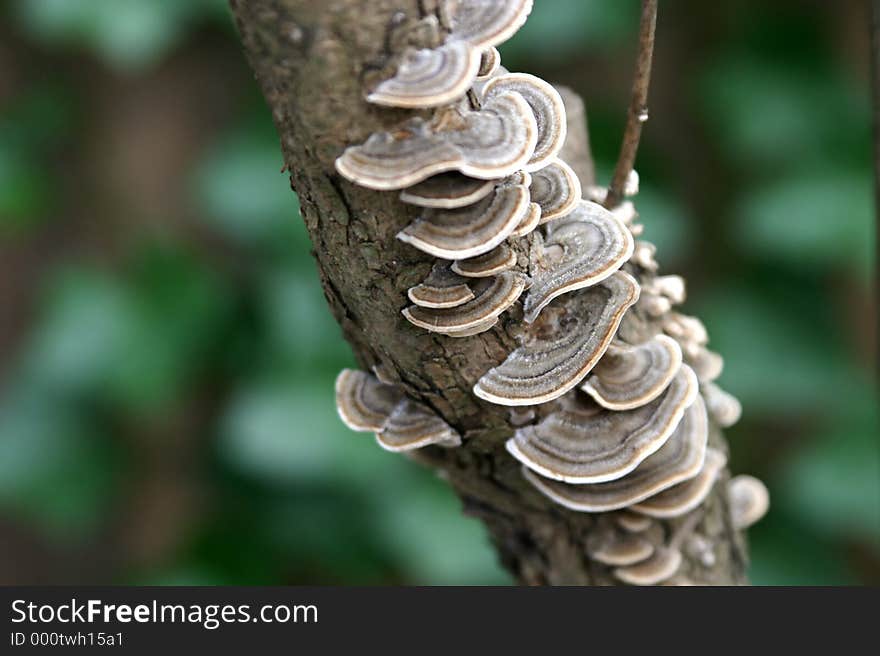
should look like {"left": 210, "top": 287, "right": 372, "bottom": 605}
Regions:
{"left": 229, "top": 0, "right": 749, "bottom": 585}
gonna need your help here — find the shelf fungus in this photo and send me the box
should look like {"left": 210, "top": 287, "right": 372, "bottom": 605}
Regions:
{"left": 614, "top": 511, "right": 655, "bottom": 533}
{"left": 510, "top": 201, "right": 542, "bottom": 238}
{"left": 400, "top": 172, "right": 497, "bottom": 209}
{"left": 521, "top": 395, "right": 708, "bottom": 512}
{"left": 645, "top": 275, "right": 687, "bottom": 306}
{"left": 701, "top": 381, "right": 742, "bottom": 428}
{"left": 529, "top": 159, "right": 581, "bottom": 224}
{"left": 474, "top": 271, "right": 639, "bottom": 406}
{"left": 451, "top": 243, "right": 517, "bottom": 277}
{"left": 580, "top": 335, "right": 683, "bottom": 411}
{"left": 683, "top": 345, "right": 724, "bottom": 384}
{"left": 448, "top": 0, "right": 534, "bottom": 50}
{"left": 481, "top": 73, "right": 566, "bottom": 171}
{"left": 506, "top": 365, "right": 698, "bottom": 483}
{"left": 335, "top": 91, "right": 537, "bottom": 190}
{"left": 613, "top": 546, "right": 683, "bottom": 586}
{"left": 402, "top": 271, "right": 527, "bottom": 337}
{"left": 663, "top": 312, "right": 709, "bottom": 346}
{"left": 335, "top": 370, "right": 459, "bottom": 453}
{"left": 586, "top": 527, "right": 655, "bottom": 567}
{"left": 328, "top": 0, "right": 750, "bottom": 584}
{"left": 630, "top": 447, "right": 727, "bottom": 518}
{"left": 397, "top": 177, "right": 530, "bottom": 259}
{"left": 408, "top": 262, "right": 475, "bottom": 309}
{"left": 377, "top": 398, "right": 462, "bottom": 452}
{"left": 728, "top": 475, "right": 770, "bottom": 530}
{"left": 335, "top": 369, "right": 405, "bottom": 431}
{"left": 477, "top": 46, "right": 501, "bottom": 79}
{"left": 524, "top": 201, "right": 634, "bottom": 323}
{"left": 367, "top": 41, "right": 483, "bottom": 109}
{"left": 631, "top": 241, "right": 659, "bottom": 272}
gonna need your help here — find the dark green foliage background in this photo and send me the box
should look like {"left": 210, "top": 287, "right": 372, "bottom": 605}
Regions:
{"left": 0, "top": 0, "right": 876, "bottom": 584}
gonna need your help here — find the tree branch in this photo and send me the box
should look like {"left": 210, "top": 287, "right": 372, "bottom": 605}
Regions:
{"left": 604, "top": 0, "right": 658, "bottom": 209}
{"left": 228, "top": 0, "right": 748, "bottom": 585}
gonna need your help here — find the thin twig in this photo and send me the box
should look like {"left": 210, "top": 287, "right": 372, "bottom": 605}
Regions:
{"left": 604, "top": 0, "right": 658, "bottom": 209}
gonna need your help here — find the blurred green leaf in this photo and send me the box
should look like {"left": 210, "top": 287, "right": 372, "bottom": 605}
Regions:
{"left": 779, "top": 389, "right": 880, "bottom": 542}
{"left": 700, "top": 59, "right": 869, "bottom": 170}
{"left": 748, "top": 511, "right": 857, "bottom": 585}
{"left": 695, "top": 287, "right": 861, "bottom": 414}
{"left": 0, "top": 386, "right": 118, "bottom": 538}
{"left": 22, "top": 246, "right": 231, "bottom": 412}
{"left": 502, "top": 0, "right": 638, "bottom": 65}
{"left": 193, "top": 125, "right": 306, "bottom": 252}
{"left": 0, "top": 85, "right": 73, "bottom": 232}
{"left": 735, "top": 173, "right": 873, "bottom": 277}
{"left": 107, "top": 245, "right": 233, "bottom": 411}
{"left": 257, "top": 267, "right": 351, "bottom": 372}
{"left": 373, "top": 483, "right": 512, "bottom": 585}
{"left": 0, "top": 84, "right": 74, "bottom": 150}
{"left": 12, "top": 0, "right": 227, "bottom": 72}
{"left": 218, "top": 375, "right": 409, "bottom": 487}
{"left": 257, "top": 493, "right": 399, "bottom": 584}
{"left": 633, "top": 184, "right": 693, "bottom": 266}
{"left": 218, "top": 379, "right": 348, "bottom": 484}
{"left": 0, "top": 153, "right": 51, "bottom": 231}
{"left": 24, "top": 269, "right": 139, "bottom": 394}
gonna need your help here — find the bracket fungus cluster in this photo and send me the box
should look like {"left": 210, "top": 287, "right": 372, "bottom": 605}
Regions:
{"left": 331, "top": 0, "right": 767, "bottom": 585}
{"left": 335, "top": 369, "right": 461, "bottom": 452}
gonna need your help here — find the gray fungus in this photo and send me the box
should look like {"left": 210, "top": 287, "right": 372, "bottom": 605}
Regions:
{"left": 332, "top": 0, "right": 766, "bottom": 585}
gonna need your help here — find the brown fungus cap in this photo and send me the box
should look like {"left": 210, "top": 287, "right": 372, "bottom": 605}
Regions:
{"left": 376, "top": 398, "right": 461, "bottom": 452}
{"left": 474, "top": 271, "right": 639, "bottom": 406}
{"left": 335, "top": 91, "right": 537, "bottom": 190}
{"left": 506, "top": 365, "right": 698, "bottom": 483}
{"left": 638, "top": 292, "right": 672, "bottom": 318}
{"left": 684, "top": 344, "right": 724, "bottom": 384}
{"left": 663, "top": 312, "right": 708, "bottom": 345}
{"left": 581, "top": 335, "right": 683, "bottom": 411}
{"left": 702, "top": 381, "right": 742, "bottom": 428}
{"left": 510, "top": 202, "right": 542, "bottom": 238}
{"left": 631, "top": 241, "right": 659, "bottom": 272}
{"left": 408, "top": 262, "right": 475, "bottom": 309}
{"left": 728, "top": 475, "right": 770, "bottom": 529}
{"left": 481, "top": 72, "right": 566, "bottom": 171}
{"left": 529, "top": 159, "right": 581, "bottom": 224}
{"left": 335, "top": 369, "right": 404, "bottom": 432}
{"left": 403, "top": 271, "right": 527, "bottom": 337}
{"left": 400, "top": 172, "right": 497, "bottom": 210}
{"left": 521, "top": 394, "right": 709, "bottom": 512}
{"left": 398, "top": 178, "right": 530, "bottom": 259}
{"left": 524, "top": 201, "right": 634, "bottom": 323}
{"left": 587, "top": 531, "right": 654, "bottom": 567}
{"left": 451, "top": 243, "right": 517, "bottom": 278}
{"left": 614, "top": 511, "right": 655, "bottom": 533}
{"left": 631, "top": 447, "right": 727, "bottom": 518}
{"left": 367, "top": 41, "right": 482, "bottom": 109}
{"left": 447, "top": 0, "right": 534, "bottom": 49}
{"left": 646, "top": 275, "right": 686, "bottom": 305}
{"left": 613, "top": 546, "right": 682, "bottom": 586}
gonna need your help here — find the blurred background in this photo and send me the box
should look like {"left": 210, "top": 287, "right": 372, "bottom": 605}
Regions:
{"left": 0, "top": 0, "right": 876, "bottom": 585}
